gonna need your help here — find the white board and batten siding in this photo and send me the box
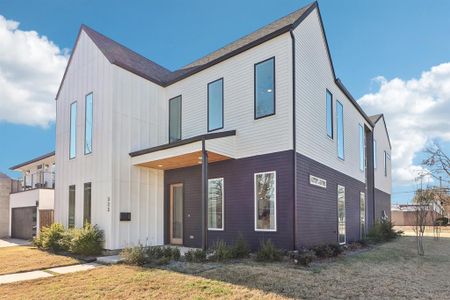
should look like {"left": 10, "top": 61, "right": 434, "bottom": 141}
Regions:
{"left": 111, "top": 65, "right": 166, "bottom": 249}
{"left": 373, "top": 117, "right": 392, "bottom": 194}
{"left": 293, "top": 8, "right": 370, "bottom": 183}
{"left": 166, "top": 33, "right": 294, "bottom": 159}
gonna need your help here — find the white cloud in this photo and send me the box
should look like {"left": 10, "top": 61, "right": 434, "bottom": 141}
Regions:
{"left": 0, "top": 15, "right": 68, "bottom": 127}
{"left": 359, "top": 63, "right": 450, "bottom": 185}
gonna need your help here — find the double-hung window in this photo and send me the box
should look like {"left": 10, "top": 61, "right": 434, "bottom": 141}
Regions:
{"left": 84, "top": 93, "right": 93, "bottom": 154}
{"left": 326, "top": 90, "right": 333, "bottom": 138}
{"left": 336, "top": 101, "right": 344, "bottom": 159}
{"left": 208, "top": 178, "right": 224, "bottom": 230}
{"left": 68, "top": 185, "right": 76, "bottom": 228}
{"left": 169, "top": 96, "right": 182, "bottom": 143}
{"left": 69, "top": 102, "right": 77, "bottom": 159}
{"left": 254, "top": 171, "right": 276, "bottom": 231}
{"left": 208, "top": 79, "right": 224, "bottom": 131}
{"left": 359, "top": 124, "right": 365, "bottom": 171}
{"left": 254, "top": 57, "right": 275, "bottom": 119}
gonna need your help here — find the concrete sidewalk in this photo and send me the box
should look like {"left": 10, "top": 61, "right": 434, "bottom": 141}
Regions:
{"left": 0, "top": 263, "right": 101, "bottom": 285}
{"left": 0, "top": 238, "right": 31, "bottom": 248}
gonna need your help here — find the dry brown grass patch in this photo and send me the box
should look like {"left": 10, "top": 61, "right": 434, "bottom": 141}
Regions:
{"left": 0, "top": 246, "right": 80, "bottom": 275}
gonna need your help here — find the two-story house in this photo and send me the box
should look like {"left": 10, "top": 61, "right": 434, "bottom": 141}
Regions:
{"left": 54, "top": 1, "right": 391, "bottom": 250}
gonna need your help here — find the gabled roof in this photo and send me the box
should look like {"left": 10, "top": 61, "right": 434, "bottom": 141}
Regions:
{"left": 56, "top": 2, "right": 317, "bottom": 99}
{"left": 370, "top": 114, "right": 392, "bottom": 149}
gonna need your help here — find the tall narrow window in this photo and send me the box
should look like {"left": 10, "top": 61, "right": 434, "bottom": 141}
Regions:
{"left": 83, "top": 183, "right": 91, "bottom": 226}
{"left": 69, "top": 102, "right": 77, "bottom": 159}
{"left": 326, "top": 90, "right": 333, "bottom": 138}
{"left": 254, "top": 171, "right": 276, "bottom": 231}
{"left": 360, "top": 192, "right": 366, "bottom": 239}
{"left": 84, "top": 93, "right": 93, "bottom": 154}
{"left": 337, "top": 185, "right": 346, "bottom": 244}
{"left": 254, "top": 57, "right": 275, "bottom": 119}
{"left": 169, "top": 96, "right": 182, "bottom": 143}
{"left": 384, "top": 151, "right": 390, "bottom": 177}
{"left": 208, "top": 79, "right": 224, "bottom": 132}
{"left": 336, "top": 101, "right": 344, "bottom": 159}
{"left": 359, "top": 124, "right": 365, "bottom": 171}
{"left": 373, "top": 139, "right": 377, "bottom": 169}
{"left": 208, "top": 178, "right": 224, "bottom": 230}
{"left": 68, "top": 185, "right": 76, "bottom": 228}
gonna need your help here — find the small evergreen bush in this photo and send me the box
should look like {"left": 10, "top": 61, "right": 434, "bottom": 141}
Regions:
{"left": 231, "top": 233, "right": 250, "bottom": 258}
{"left": 312, "top": 245, "right": 334, "bottom": 258}
{"left": 367, "top": 219, "right": 400, "bottom": 243}
{"left": 292, "top": 249, "right": 316, "bottom": 266}
{"left": 185, "top": 249, "right": 207, "bottom": 262}
{"left": 69, "top": 224, "right": 104, "bottom": 256}
{"left": 33, "top": 223, "right": 66, "bottom": 252}
{"left": 120, "top": 244, "right": 147, "bottom": 266}
{"left": 210, "top": 240, "right": 233, "bottom": 261}
{"left": 255, "top": 239, "right": 283, "bottom": 262}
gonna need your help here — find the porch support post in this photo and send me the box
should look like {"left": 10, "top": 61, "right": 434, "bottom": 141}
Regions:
{"left": 201, "top": 138, "right": 209, "bottom": 250}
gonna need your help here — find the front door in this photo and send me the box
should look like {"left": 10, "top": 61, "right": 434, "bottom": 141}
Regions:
{"left": 170, "top": 183, "right": 183, "bottom": 245}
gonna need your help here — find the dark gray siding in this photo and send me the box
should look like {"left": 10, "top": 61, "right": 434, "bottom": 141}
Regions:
{"left": 374, "top": 188, "right": 391, "bottom": 220}
{"left": 164, "top": 150, "right": 294, "bottom": 250}
{"left": 296, "top": 153, "right": 366, "bottom": 248}
{"left": 365, "top": 127, "right": 375, "bottom": 228}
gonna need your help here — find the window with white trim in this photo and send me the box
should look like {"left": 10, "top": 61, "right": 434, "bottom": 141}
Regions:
{"left": 208, "top": 178, "right": 224, "bottom": 230}
{"left": 337, "top": 185, "right": 346, "bottom": 244}
{"left": 336, "top": 101, "right": 344, "bottom": 159}
{"left": 254, "top": 171, "right": 276, "bottom": 231}
{"left": 373, "top": 139, "right": 377, "bottom": 169}
{"left": 359, "top": 124, "right": 365, "bottom": 171}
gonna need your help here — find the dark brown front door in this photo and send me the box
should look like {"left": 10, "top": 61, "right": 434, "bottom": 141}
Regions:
{"left": 11, "top": 206, "right": 37, "bottom": 240}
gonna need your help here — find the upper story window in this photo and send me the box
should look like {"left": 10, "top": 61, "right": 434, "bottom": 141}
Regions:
{"left": 359, "top": 124, "right": 365, "bottom": 171}
{"left": 84, "top": 93, "right": 93, "bottom": 155}
{"left": 254, "top": 171, "right": 276, "bottom": 231}
{"left": 254, "top": 57, "right": 275, "bottom": 119}
{"left": 69, "top": 102, "right": 77, "bottom": 159}
{"left": 208, "top": 78, "right": 224, "bottom": 132}
{"left": 336, "top": 100, "right": 344, "bottom": 160}
{"left": 373, "top": 139, "right": 377, "bottom": 169}
{"left": 326, "top": 90, "right": 333, "bottom": 138}
{"left": 384, "top": 151, "right": 390, "bottom": 177}
{"left": 169, "top": 96, "right": 182, "bottom": 143}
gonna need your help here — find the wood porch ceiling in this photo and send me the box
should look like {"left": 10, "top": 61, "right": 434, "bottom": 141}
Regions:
{"left": 137, "top": 151, "right": 231, "bottom": 170}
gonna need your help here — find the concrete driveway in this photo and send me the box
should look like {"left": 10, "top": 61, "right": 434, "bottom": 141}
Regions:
{"left": 0, "top": 238, "right": 31, "bottom": 248}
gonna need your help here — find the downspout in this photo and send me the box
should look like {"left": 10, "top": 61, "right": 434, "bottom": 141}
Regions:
{"left": 201, "top": 138, "right": 209, "bottom": 250}
{"left": 290, "top": 30, "right": 297, "bottom": 250}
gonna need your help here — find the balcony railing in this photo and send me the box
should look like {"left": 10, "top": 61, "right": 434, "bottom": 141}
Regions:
{"left": 11, "top": 171, "right": 55, "bottom": 193}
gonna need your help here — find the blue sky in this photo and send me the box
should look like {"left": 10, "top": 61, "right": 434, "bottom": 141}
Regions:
{"left": 0, "top": 0, "right": 449, "bottom": 203}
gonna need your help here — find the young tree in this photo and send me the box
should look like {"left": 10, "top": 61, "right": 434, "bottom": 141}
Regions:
{"left": 412, "top": 189, "right": 434, "bottom": 256}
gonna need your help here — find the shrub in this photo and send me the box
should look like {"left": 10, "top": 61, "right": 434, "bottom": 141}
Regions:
{"left": 312, "top": 245, "right": 334, "bottom": 258}
{"left": 255, "top": 239, "right": 282, "bottom": 262}
{"left": 69, "top": 224, "right": 104, "bottom": 256}
{"left": 147, "top": 246, "right": 164, "bottom": 260}
{"left": 292, "top": 249, "right": 316, "bottom": 266}
{"left": 367, "top": 219, "right": 400, "bottom": 243}
{"left": 120, "top": 244, "right": 147, "bottom": 266}
{"left": 171, "top": 247, "right": 181, "bottom": 260}
{"left": 33, "top": 223, "right": 65, "bottom": 252}
{"left": 328, "top": 244, "right": 343, "bottom": 257}
{"left": 210, "top": 240, "right": 233, "bottom": 261}
{"left": 185, "top": 249, "right": 207, "bottom": 263}
{"left": 231, "top": 233, "right": 250, "bottom": 258}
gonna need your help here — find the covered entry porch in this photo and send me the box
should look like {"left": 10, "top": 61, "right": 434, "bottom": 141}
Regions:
{"left": 130, "top": 130, "right": 236, "bottom": 249}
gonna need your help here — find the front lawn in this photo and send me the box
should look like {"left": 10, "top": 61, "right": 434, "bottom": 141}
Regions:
{"left": 0, "top": 246, "right": 80, "bottom": 275}
{"left": 1, "top": 236, "right": 449, "bottom": 299}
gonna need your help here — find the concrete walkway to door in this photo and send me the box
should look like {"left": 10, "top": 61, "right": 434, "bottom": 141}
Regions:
{"left": 0, "top": 238, "right": 31, "bottom": 248}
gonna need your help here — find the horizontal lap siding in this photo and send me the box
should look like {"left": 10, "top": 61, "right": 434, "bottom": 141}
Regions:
{"left": 164, "top": 150, "right": 294, "bottom": 250}
{"left": 296, "top": 153, "right": 365, "bottom": 248}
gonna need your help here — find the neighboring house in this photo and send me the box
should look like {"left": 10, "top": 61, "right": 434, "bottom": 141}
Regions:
{"left": 54, "top": 1, "right": 392, "bottom": 250}
{"left": 0, "top": 173, "right": 12, "bottom": 238}
{"left": 392, "top": 203, "right": 444, "bottom": 226}
{"left": 9, "top": 152, "right": 56, "bottom": 240}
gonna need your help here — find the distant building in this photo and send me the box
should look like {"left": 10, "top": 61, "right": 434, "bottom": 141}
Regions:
{"left": 392, "top": 203, "right": 444, "bottom": 226}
